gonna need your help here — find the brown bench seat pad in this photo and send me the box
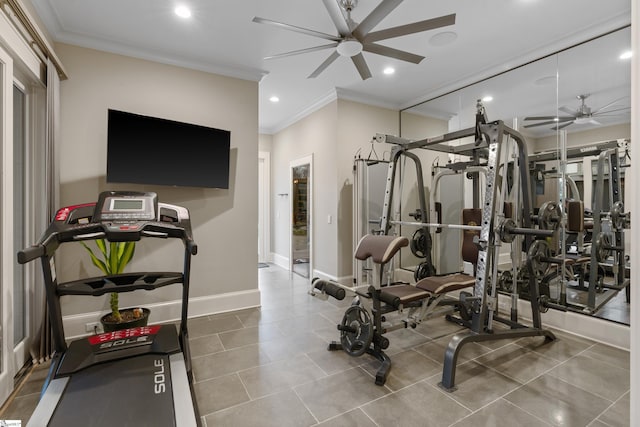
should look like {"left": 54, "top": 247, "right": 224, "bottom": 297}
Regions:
{"left": 416, "top": 273, "right": 475, "bottom": 294}
{"left": 381, "top": 285, "right": 431, "bottom": 304}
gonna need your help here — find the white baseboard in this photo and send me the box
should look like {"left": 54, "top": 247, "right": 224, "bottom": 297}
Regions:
{"left": 499, "top": 296, "right": 629, "bottom": 350}
{"left": 63, "top": 289, "right": 261, "bottom": 340}
{"left": 271, "top": 252, "right": 289, "bottom": 270}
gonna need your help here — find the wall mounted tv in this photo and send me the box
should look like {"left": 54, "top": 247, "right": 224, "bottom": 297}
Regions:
{"left": 107, "top": 109, "right": 230, "bottom": 189}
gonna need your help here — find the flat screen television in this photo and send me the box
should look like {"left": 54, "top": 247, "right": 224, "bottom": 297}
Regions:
{"left": 106, "top": 109, "right": 230, "bottom": 189}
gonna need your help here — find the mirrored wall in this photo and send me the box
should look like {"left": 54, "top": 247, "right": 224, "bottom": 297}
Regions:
{"left": 396, "top": 26, "right": 631, "bottom": 323}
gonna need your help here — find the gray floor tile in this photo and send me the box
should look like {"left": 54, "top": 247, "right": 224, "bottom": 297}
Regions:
{"left": 597, "top": 391, "right": 630, "bottom": 427}
{"left": 295, "top": 367, "right": 390, "bottom": 422}
{"left": 235, "top": 306, "right": 296, "bottom": 327}
{"left": 259, "top": 330, "right": 330, "bottom": 362}
{"left": 238, "top": 354, "right": 328, "bottom": 399}
{"left": 273, "top": 313, "right": 337, "bottom": 335}
{"left": 189, "top": 333, "right": 224, "bottom": 357}
{"left": 475, "top": 343, "right": 560, "bottom": 383}
{"left": 314, "top": 408, "right": 378, "bottom": 427}
{"left": 1, "top": 393, "right": 39, "bottom": 424}
{"left": 1, "top": 263, "right": 630, "bottom": 427}
{"left": 413, "top": 316, "right": 466, "bottom": 339}
{"left": 305, "top": 345, "right": 369, "bottom": 376}
{"left": 218, "top": 322, "right": 285, "bottom": 349}
{"left": 413, "top": 334, "right": 493, "bottom": 365}
{"left": 361, "top": 380, "right": 471, "bottom": 427}
{"left": 548, "top": 354, "right": 630, "bottom": 401}
{"left": 450, "top": 398, "right": 550, "bottom": 427}
{"left": 361, "top": 349, "right": 441, "bottom": 391}
{"left": 516, "top": 331, "right": 593, "bottom": 362}
{"left": 581, "top": 343, "right": 630, "bottom": 369}
{"left": 426, "top": 360, "right": 523, "bottom": 411}
{"left": 504, "top": 374, "right": 613, "bottom": 426}
{"left": 205, "top": 389, "right": 317, "bottom": 427}
{"left": 192, "top": 343, "right": 271, "bottom": 381}
{"left": 193, "top": 373, "right": 249, "bottom": 415}
{"left": 188, "top": 314, "right": 244, "bottom": 338}
{"left": 383, "top": 328, "right": 432, "bottom": 351}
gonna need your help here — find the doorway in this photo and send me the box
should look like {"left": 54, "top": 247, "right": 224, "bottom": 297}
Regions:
{"left": 290, "top": 155, "right": 313, "bottom": 278}
{"left": 258, "top": 151, "right": 270, "bottom": 265}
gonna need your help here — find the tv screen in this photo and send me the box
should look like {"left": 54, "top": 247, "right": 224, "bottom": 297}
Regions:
{"left": 107, "top": 109, "right": 230, "bottom": 189}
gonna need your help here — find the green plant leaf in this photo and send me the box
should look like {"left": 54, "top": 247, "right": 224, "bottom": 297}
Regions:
{"left": 95, "top": 238, "right": 108, "bottom": 258}
{"left": 80, "top": 242, "right": 109, "bottom": 275}
{"left": 109, "top": 242, "right": 118, "bottom": 275}
{"left": 117, "top": 242, "right": 136, "bottom": 274}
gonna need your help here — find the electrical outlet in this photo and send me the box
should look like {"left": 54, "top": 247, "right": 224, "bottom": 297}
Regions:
{"left": 85, "top": 322, "right": 103, "bottom": 334}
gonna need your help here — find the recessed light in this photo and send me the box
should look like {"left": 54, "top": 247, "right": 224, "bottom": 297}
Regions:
{"left": 174, "top": 5, "right": 191, "bottom": 19}
{"left": 428, "top": 31, "right": 457, "bottom": 47}
{"left": 619, "top": 50, "right": 632, "bottom": 60}
{"left": 482, "top": 96, "right": 493, "bottom": 102}
{"left": 383, "top": 67, "right": 395, "bottom": 75}
{"left": 269, "top": 96, "right": 279, "bottom": 103}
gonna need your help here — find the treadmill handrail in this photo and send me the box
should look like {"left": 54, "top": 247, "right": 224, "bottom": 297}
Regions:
{"left": 18, "top": 220, "right": 196, "bottom": 264}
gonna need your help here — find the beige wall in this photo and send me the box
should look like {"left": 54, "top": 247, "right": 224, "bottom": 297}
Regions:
{"left": 534, "top": 123, "right": 630, "bottom": 152}
{"left": 269, "top": 98, "right": 399, "bottom": 281}
{"left": 55, "top": 43, "right": 259, "bottom": 318}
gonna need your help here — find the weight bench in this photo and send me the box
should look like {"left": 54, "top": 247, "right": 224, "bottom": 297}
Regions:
{"left": 386, "top": 209, "right": 480, "bottom": 324}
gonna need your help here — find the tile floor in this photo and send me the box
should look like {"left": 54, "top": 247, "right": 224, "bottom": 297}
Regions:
{"left": 1, "top": 264, "right": 630, "bottom": 426}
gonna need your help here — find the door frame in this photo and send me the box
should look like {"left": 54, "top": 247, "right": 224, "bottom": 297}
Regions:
{"left": 0, "top": 43, "right": 15, "bottom": 406}
{"left": 258, "top": 151, "right": 270, "bottom": 263}
{"left": 290, "top": 154, "right": 313, "bottom": 278}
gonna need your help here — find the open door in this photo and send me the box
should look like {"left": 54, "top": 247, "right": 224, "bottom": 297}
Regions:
{"left": 290, "top": 155, "right": 313, "bottom": 278}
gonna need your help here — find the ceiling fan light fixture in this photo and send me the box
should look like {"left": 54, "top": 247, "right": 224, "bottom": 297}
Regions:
{"left": 337, "top": 39, "right": 363, "bottom": 57}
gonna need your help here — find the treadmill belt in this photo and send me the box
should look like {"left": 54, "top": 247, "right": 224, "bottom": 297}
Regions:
{"left": 49, "top": 354, "right": 175, "bottom": 426}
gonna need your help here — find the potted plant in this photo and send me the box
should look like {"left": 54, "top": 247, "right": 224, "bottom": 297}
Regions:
{"left": 82, "top": 239, "right": 149, "bottom": 332}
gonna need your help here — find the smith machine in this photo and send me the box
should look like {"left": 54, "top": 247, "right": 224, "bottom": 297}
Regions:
{"left": 376, "top": 115, "right": 557, "bottom": 390}
{"left": 312, "top": 106, "right": 558, "bottom": 390}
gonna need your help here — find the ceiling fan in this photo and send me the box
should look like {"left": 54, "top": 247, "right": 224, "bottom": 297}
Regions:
{"left": 252, "top": 0, "right": 456, "bottom": 80}
{"left": 523, "top": 94, "right": 630, "bottom": 130}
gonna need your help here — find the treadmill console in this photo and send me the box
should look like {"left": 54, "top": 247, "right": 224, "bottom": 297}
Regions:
{"left": 94, "top": 191, "right": 158, "bottom": 222}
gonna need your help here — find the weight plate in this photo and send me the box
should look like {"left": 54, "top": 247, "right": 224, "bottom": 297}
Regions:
{"left": 339, "top": 305, "right": 373, "bottom": 357}
{"left": 410, "top": 228, "right": 430, "bottom": 258}
{"left": 538, "top": 201, "right": 561, "bottom": 231}
{"left": 527, "top": 240, "right": 550, "bottom": 279}
{"left": 498, "top": 270, "right": 513, "bottom": 292}
{"left": 594, "top": 233, "right": 612, "bottom": 263}
{"left": 610, "top": 201, "right": 625, "bottom": 230}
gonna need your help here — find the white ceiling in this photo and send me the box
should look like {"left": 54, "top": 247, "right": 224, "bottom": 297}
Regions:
{"left": 31, "top": 0, "right": 631, "bottom": 135}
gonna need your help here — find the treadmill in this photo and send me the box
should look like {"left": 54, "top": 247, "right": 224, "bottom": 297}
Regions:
{"left": 18, "top": 191, "right": 200, "bottom": 427}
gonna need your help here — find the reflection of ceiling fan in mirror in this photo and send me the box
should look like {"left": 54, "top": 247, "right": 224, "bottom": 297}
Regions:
{"left": 252, "top": 0, "right": 455, "bottom": 80}
{"left": 524, "top": 94, "right": 630, "bottom": 130}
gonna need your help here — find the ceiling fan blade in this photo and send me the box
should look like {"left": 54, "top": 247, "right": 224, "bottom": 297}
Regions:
{"left": 594, "top": 106, "right": 630, "bottom": 116}
{"left": 556, "top": 121, "right": 574, "bottom": 130}
{"left": 353, "top": 0, "right": 403, "bottom": 40}
{"left": 524, "top": 120, "right": 565, "bottom": 128}
{"left": 264, "top": 43, "right": 339, "bottom": 60}
{"left": 559, "top": 106, "right": 577, "bottom": 115}
{"left": 364, "top": 13, "right": 456, "bottom": 43}
{"left": 322, "top": 0, "right": 351, "bottom": 36}
{"left": 308, "top": 51, "right": 341, "bottom": 78}
{"left": 351, "top": 53, "right": 372, "bottom": 80}
{"left": 593, "top": 96, "right": 629, "bottom": 114}
{"left": 363, "top": 43, "right": 424, "bottom": 64}
{"left": 252, "top": 16, "right": 341, "bottom": 42}
{"left": 524, "top": 116, "right": 573, "bottom": 121}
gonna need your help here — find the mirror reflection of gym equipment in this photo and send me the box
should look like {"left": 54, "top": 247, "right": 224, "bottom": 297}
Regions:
{"left": 291, "top": 157, "right": 312, "bottom": 278}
